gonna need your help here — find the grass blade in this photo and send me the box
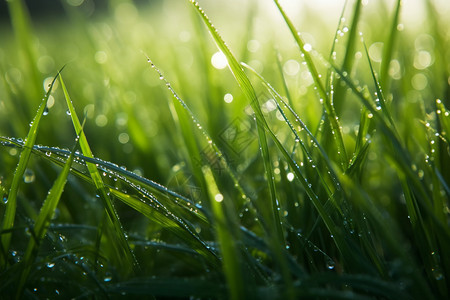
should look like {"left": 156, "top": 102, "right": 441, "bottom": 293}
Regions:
{"left": 6, "top": 0, "right": 41, "bottom": 110}
{"left": 273, "top": 0, "right": 348, "bottom": 169}
{"left": 15, "top": 130, "right": 80, "bottom": 299}
{"left": 59, "top": 75, "right": 139, "bottom": 274}
{"left": 202, "top": 165, "right": 244, "bottom": 299}
{"left": 188, "top": 1, "right": 293, "bottom": 297}
{"left": 380, "top": 0, "right": 401, "bottom": 92}
{"left": 0, "top": 68, "right": 62, "bottom": 267}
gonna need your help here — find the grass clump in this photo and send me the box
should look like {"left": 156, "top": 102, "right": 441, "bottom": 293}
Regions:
{"left": 0, "top": 0, "right": 449, "bottom": 299}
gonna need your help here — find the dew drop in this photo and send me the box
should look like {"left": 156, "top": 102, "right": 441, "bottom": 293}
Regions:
{"left": 326, "top": 260, "right": 335, "bottom": 270}
{"left": 46, "top": 262, "right": 55, "bottom": 268}
{"left": 23, "top": 169, "right": 35, "bottom": 183}
{"left": 43, "top": 106, "right": 49, "bottom": 116}
{"left": 66, "top": 109, "right": 71, "bottom": 116}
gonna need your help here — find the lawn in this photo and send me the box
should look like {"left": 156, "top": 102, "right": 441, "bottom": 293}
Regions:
{"left": 0, "top": 0, "right": 449, "bottom": 299}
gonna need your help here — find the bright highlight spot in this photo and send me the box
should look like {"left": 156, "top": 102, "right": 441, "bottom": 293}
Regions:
{"left": 247, "top": 40, "right": 260, "bottom": 53}
{"left": 224, "top": 93, "right": 233, "bottom": 103}
{"left": 368, "top": 42, "right": 383, "bottom": 63}
{"left": 118, "top": 133, "right": 130, "bottom": 144}
{"left": 43, "top": 77, "right": 58, "bottom": 92}
{"left": 287, "top": 172, "right": 295, "bottom": 182}
{"left": 411, "top": 73, "right": 428, "bottom": 90}
{"left": 47, "top": 95, "right": 55, "bottom": 109}
{"left": 414, "top": 51, "right": 432, "bottom": 70}
{"left": 303, "top": 43, "right": 312, "bottom": 52}
{"left": 211, "top": 51, "right": 228, "bottom": 69}
{"left": 262, "top": 99, "right": 277, "bottom": 113}
{"left": 215, "top": 193, "right": 224, "bottom": 202}
{"left": 96, "top": 114, "right": 108, "bottom": 127}
{"left": 283, "top": 59, "right": 300, "bottom": 76}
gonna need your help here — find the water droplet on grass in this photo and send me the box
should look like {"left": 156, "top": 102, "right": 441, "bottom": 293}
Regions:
{"left": 326, "top": 260, "right": 335, "bottom": 270}
{"left": 23, "top": 169, "right": 35, "bottom": 183}
{"left": 66, "top": 109, "right": 71, "bottom": 116}
{"left": 46, "top": 262, "right": 55, "bottom": 268}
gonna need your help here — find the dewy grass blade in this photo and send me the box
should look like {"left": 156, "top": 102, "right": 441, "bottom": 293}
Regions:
{"left": 108, "top": 188, "right": 220, "bottom": 269}
{"left": 330, "top": 0, "right": 362, "bottom": 113}
{"left": 0, "top": 68, "right": 62, "bottom": 267}
{"left": 331, "top": 62, "right": 450, "bottom": 242}
{"left": 188, "top": 0, "right": 284, "bottom": 244}
{"left": 15, "top": 128, "right": 81, "bottom": 299}
{"left": 0, "top": 136, "right": 204, "bottom": 217}
{"left": 188, "top": 1, "right": 293, "bottom": 297}
{"left": 144, "top": 56, "right": 252, "bottom": 213}
{"left": 241, "top": 62, "right": 341, "bottom": 192}
{"left": 364, "top": 43, "right": 396, "bottom": 129}
{"left": 59, "top": 75, "right": 138, "bottom": 274}
{"left": 273, "top": 0, "right": 348, "bottom": 169}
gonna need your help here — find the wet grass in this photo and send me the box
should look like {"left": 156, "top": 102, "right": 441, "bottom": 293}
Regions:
{"left": 0, "top": 0, "right": 449, "bottom": 299}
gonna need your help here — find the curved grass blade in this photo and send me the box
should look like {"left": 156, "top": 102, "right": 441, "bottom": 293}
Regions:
{"left": 330, "top": 63, "right": 450, "bottom": 242}
{"left": 1, "top": 137, "right": 300, "bottom": 275}
{"left": 188, "top": 1, "right": 293, "bottom": 297}
{"left": 363, "top": 43, "right": 396, "bottom": 129}
{"left": 273, "top": 0, "right": 348, "bottom": 169}
{"left": 15, "top": 129, "right": 80, "bottom": 299}
{"left": 59, "top": 75, "right": 138, "bottom": 274}
{"left": 330, "top": 0, "right": 362, "bottom": 113}
{"left": 144, "top": 57, "right": 254, "bottom": 213}
{"left": 0, "top": 68, "right": 63, "bottom": 267}
{"left": 0, "top": 137, "right": 218, "bottom": 267}
{"left": 108, "top": 188, "right": 220, "bottom": 269}
{"left": 188, "top": 0, "right": 284, "bottom": 244}
{"left": 241, "top": 62, "right": 341, "bottom": 191}
{"left": 336, "top": 173, "right": 435, "bottom": 299}
{"left": 0, "top": 136, "right": 208, "bottom": 223}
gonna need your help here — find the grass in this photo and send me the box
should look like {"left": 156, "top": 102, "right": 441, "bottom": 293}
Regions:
{"left": 0, "top": 0, "right": 449, "bottom": 298}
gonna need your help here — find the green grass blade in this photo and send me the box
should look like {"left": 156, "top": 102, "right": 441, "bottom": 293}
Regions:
{"left": 59, "top": 75, "right": 138, "bottom": 274}
{"left": 108, "top": 188, "right": 220, "bottom": 268}
{"left": 145, "top": 57, "right": 252, "bottom": 213}
{"left": 188, "top": 1, "right": 293, "bottom": 296}
{"left": 6, "top": 0, "right": 41, "bottom": 110}
{"left": 188, "top": 0, "right": 284, "bottom": 244}
{"left": 202, "top": 165, "right": 244, "bottom": 299}
{"left": 0, "top": 68, "right": 62, "bottom": 267}
{"left": 273, "top": 0, "right": 348, "bottom": 169}
{"left": 331, "top": 0, "right": 362, "bottom": 113}
{"left": 363, "top": 43, "right": 396, "bottom": 129}
{"left": 242, "top": 62, "right": 341, "bottom": 191}
{"left": 15, "top": 131, "right": 80, "bottom": 299}
{"left": 380, "top": 0, "right": 401, "bottom": 92}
